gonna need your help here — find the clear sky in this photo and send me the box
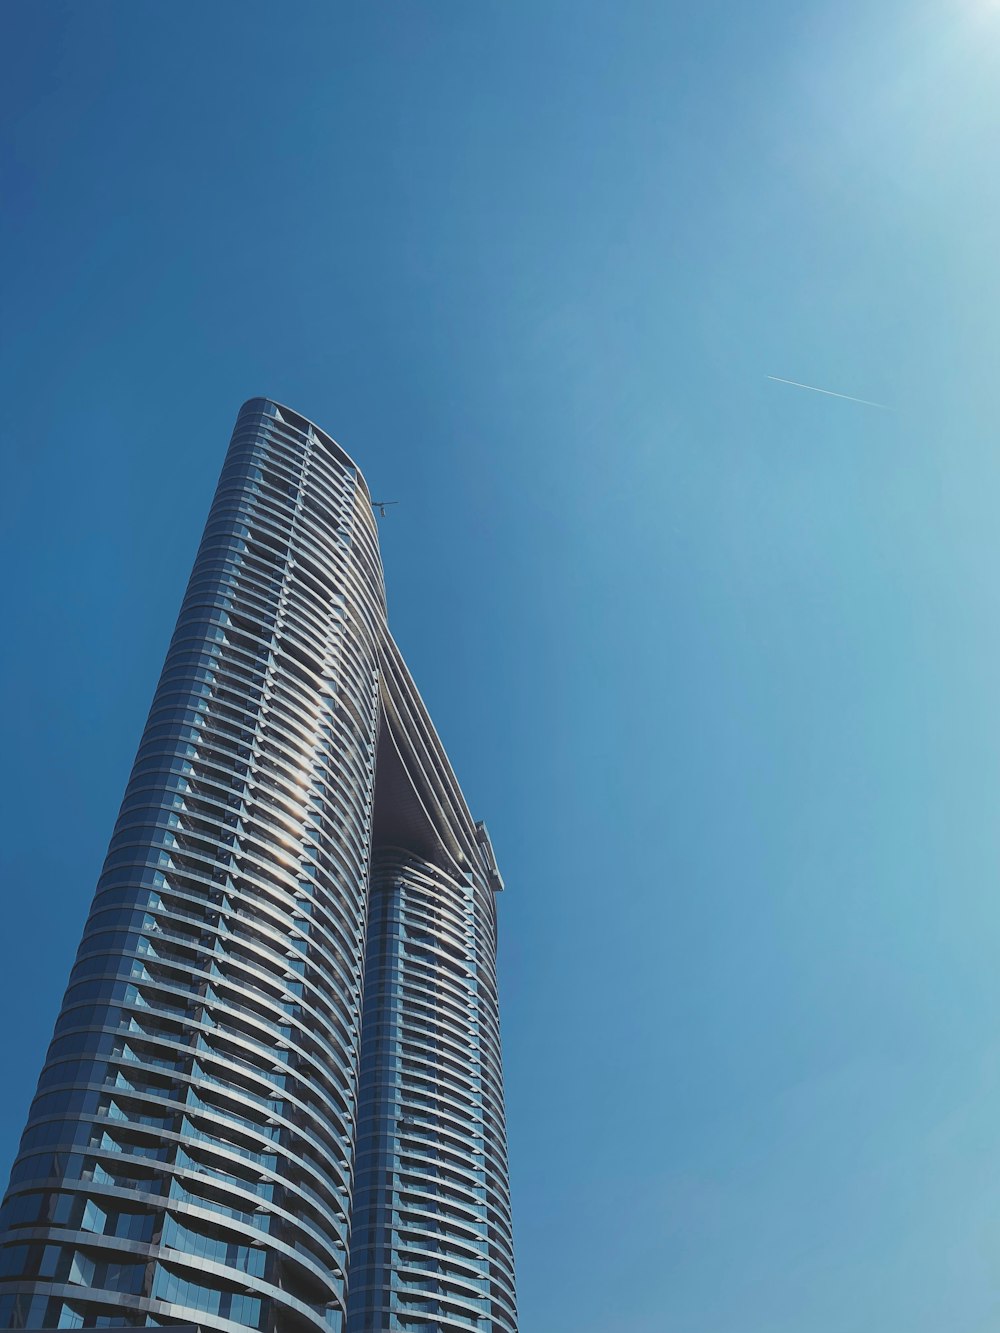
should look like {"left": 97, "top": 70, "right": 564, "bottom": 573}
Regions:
{"left": 2, "top": 3, "right": 1000, "bottom": 1330}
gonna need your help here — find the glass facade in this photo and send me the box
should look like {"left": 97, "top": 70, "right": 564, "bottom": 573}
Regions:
{"left": 0, "top": 401, "right": 516, "bottom": 1333}
{"left": 348, "top": 851, "right": 514, "bottom": 1333}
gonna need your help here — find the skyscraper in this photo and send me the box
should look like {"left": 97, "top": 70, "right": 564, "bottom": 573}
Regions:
{"left": 0, "top": 400, "right": 517, "bottom": 1333}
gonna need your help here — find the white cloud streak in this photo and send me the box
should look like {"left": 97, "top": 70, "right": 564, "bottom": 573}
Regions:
{"left": 767, "top": 374, "right": 893, "bottom": 411}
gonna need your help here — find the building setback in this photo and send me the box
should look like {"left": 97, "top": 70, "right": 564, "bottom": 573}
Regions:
{"left": 0, "top": 400, "right": 517, "bottom": 1333}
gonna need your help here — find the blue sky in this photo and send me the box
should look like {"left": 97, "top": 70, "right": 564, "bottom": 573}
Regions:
{"left": 3, "top": 3, "right": 1000, "bottom": 1329}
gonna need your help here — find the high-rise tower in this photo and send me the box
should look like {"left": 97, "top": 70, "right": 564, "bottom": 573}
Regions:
{"left": 0, "top": 400, "right": 517, "bottom": 1333}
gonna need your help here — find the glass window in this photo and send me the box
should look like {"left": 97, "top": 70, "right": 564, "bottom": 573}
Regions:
{"left": 38, "top": 1244, "right": 61, "bottom": 1277}
{"left": 69, "top": 1250, "right": 95, "bottom": 1285}
{"left": 0, "top": 1244, "right": 28, "bottom": 1278}
{"left": 81, "top": 1198, "right": 107, "bottom": 1233}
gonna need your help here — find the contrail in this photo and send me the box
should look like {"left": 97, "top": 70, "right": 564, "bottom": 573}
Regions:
{"left": 767, "top": 374, "right": 893, "bottom": 412}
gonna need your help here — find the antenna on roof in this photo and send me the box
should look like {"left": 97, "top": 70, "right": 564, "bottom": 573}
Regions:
{"left": 371, "top": 501, "right": 399, "bottom": 518}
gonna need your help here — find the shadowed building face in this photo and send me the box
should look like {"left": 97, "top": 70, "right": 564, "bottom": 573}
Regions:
{"left": 0, "top": 399, "right": 516, "bottom": 1333}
